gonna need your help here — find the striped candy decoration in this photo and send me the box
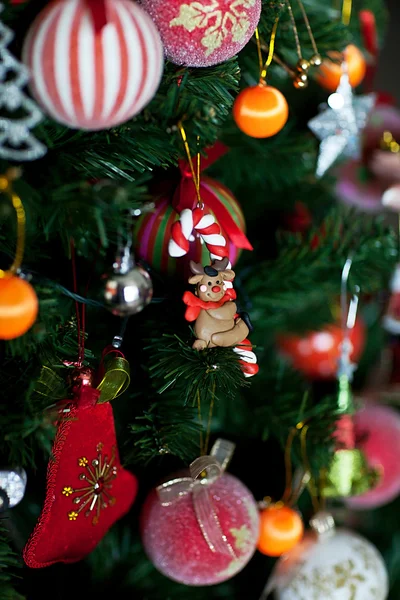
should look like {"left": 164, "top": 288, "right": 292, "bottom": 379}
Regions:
{"left": 168, "top": 207, "right": 227, "bottom": 259}
{"left": 22, "top": 0, "right": 164, "bottom": 131}
{"left": 134, "top": 176, "right": 247, "bottom": 278}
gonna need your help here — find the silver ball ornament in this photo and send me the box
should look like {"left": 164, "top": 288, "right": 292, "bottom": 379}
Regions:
{"left": 0, "top": 468, "right": 27, "bottom": 512}
{"left": 104, "top": 230, "right": 153, "bottom": 316}
{"left": 104, "top": 264, "right": 153, "bottom": 316}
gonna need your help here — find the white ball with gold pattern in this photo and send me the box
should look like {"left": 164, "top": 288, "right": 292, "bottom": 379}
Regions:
{"left": 272, "top": 512, "right": 388, "bottom": 600}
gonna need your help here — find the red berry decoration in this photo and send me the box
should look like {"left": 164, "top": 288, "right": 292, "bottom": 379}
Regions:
{"left": 23, "top": 0, "right": 163, "bottom": 130}
{"left": 141, "top": 473, "right": 259, "bottom": 585}
{"left": 140, "top": 0, "right": 262, "bottom": 67}
{"left": 258, "top": 505, "right": 304, "bottom": 557}
{"left": 277, "top": 319, "right": 365, "bottom": 379}
{"left": 233, "top": 84, "right": 289, "bottom": 138}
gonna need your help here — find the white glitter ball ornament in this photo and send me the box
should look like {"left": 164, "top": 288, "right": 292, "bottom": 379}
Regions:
{"left": 270, "top": 512, "right": 388, "bottom": 600}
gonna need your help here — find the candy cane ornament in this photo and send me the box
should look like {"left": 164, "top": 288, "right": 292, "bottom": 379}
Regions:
{"left": 168, "top": 207, "right": 228, "bottom": 259}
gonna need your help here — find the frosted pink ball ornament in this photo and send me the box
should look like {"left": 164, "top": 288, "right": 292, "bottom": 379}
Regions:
{"left": 140, "top": 472, "right": 260, "bottom": 585}
{"left": 347, "top": 403, "right": 400, "bottom": 509}
{"left": 22, "top": 0, "right": 164, "bottom": 130}
{"left": 140, "top": 0, "right": 262, "bottom": 67}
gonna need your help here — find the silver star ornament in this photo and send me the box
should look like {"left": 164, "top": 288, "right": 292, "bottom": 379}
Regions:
{"left": 308, "top": 72, "right": 375, "bottom": 178}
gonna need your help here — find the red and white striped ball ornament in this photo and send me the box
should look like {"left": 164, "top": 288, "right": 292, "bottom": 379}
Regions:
{"left": 22, "top": 0, "right": 164, "bottom": 131}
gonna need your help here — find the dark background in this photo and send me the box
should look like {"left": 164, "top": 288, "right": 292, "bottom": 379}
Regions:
{"left": 377, "top": 0, "right": 400, "bottom": 101}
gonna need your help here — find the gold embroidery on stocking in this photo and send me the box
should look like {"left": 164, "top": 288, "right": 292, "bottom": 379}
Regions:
{"left": 62, "top": 445, "right": 118, "bottom": 525}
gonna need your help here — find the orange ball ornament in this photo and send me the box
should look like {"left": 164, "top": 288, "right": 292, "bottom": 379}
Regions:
{"left": 0, "top": 276, "right": 38, "bottom": 340}
{"left": 233, "top": 83, "right": 289, "bottom": 138}
{"left": 316, "top": 44, "right": 366, "bottom": 92}
{"left": 257, "top": 505, "right": 304, "bottom": 557}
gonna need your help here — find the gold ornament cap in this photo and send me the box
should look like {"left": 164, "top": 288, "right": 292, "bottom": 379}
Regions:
{"left": 294, "top": 76, "right": 308, "bottom": 89}
{"left": 297, "top": 58, "right": 310, "bottom": 72}
{"left": 310, "top": 511, "right": 336, "bottom": 538}
{"left": 310, "top": 54, "right": 322, "bottom": 67}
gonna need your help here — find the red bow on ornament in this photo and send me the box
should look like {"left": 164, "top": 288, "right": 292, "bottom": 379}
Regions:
{"left": 169, "top": 142, "right": 253, "bottom": 260}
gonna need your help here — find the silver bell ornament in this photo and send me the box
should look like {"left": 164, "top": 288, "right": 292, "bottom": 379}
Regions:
{"left": 0, "top": 467, "right": 27, "bottom": 512}
{"left": 104, "top": 239, "right": 153, "bottom": 317}
{"left": 266, "top": 512, "right": 388, "bottom": 600}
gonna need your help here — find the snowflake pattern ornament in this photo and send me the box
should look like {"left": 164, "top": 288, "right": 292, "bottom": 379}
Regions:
{"left": 141, "top": 0, "right": 261, "bottom": 67}
{"left": 0, "top": 5, "right": 46, "bottom": 161}
{"left": 170, "top": 0, "right": 254, "bottom": 57}
{"left": 308, "top": 72, "right": 374, "bottom": 178}
{"left": 269, "top": 512, "right": 388, "bottom": 600}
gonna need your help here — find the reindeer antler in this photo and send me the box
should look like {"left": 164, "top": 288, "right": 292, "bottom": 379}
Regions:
{"left": 189, "top": 261, "right": 205, "bottom": 275}
{"left": 212, "top": 257, "right": 230, "bottom": 272}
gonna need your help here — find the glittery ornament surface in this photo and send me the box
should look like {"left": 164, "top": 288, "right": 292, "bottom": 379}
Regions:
{"left": 0, "top": 468, "right": 27, "bottom": 509}
{"left": 140, "top": 0, "right": 261, "bottom": 67}
{"left": 273, "top": 529, "right": 388, "bottom": 600}
{"left": 347, "top": 403, "right": 400, "bottom": 509}
{"left": 308, "top": 73, "right": 375, "bottom": 178}
{"left": 0, "top": 5, "right": 46, "bottom": 161}
{"left": 140, "top": 473, "right": 259, "bottom": 585}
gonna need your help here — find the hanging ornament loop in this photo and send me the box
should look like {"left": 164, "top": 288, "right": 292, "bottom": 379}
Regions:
{"left": 342, "top": 0, "right": 353, "bottom": 26}
{"left": 178, "top": 122, "right": 202, "bottom": 208}
{"left": 255, "top": 19, "right": 279, "bottom": 83}
{"left": 0, "top": 169, "right": 25, "bottom": 279}
{"left": 157, "top": 439, "right": 236, "bottom": 557}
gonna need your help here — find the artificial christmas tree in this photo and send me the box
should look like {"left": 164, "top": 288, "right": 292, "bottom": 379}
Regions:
{"left": 1, "top": 0, "right": 400, "bottom": 599}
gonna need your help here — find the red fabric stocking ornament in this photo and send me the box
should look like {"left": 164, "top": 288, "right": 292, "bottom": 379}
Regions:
{"left": 23, "top": 386, "right": 137, "bottom": 568}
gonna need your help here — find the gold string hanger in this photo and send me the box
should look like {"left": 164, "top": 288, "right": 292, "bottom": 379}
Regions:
{"left": 285, "top": 0, "right": 322, "bottom": 89}
{"left": 342, "top": 0, "right": 352, "bottom": 26}
{"left": 178, "top": 121, "right": 203, "bottom": 209}
{"left": 0, "top": 168, "right": 25, "bottom": 279}
{"left": 255, "top": 18, "right": 280, "bottom": 84}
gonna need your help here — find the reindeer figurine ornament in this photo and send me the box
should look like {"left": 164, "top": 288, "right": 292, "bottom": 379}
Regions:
{"left": 183, "top": 258, "right": 259, "bottom": 377}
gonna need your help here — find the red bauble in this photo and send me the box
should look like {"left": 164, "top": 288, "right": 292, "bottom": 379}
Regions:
{"left": 140, "top": 473, "right": 259, "bottom": 585}
{"left": 278, "top": 319, "right": 365, "bottom": 379}
{"left": 140, "top": 0, "right": 262, "bottom": 67}
{"left": 24, "top": 388, "right": 137, "bottom": 567}
{"left": 347, "top": 403, "right": 400, "bottom": 509}
{"left": 23, "top": 0, "right": 163, "bottom": 130}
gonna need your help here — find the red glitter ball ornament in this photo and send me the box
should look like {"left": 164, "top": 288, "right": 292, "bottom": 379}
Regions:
{"left": 140, "top": 0, "right": 262, "bottom": 67}
{"left": 140, "top": 473, "right": 259, "bottom": 585}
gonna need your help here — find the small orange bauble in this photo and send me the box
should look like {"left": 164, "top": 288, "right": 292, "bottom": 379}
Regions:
{"left": 0, "top": 276, "right": 38, "bottom": 340}
{"left": 257, "top": 505, "right": 304, "bottom": 557}
{"left": 233, "top": 83, "right": 289, "bottom": 138}
{"left": 316, "top": 44, "right": 366, "bottom": 92}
